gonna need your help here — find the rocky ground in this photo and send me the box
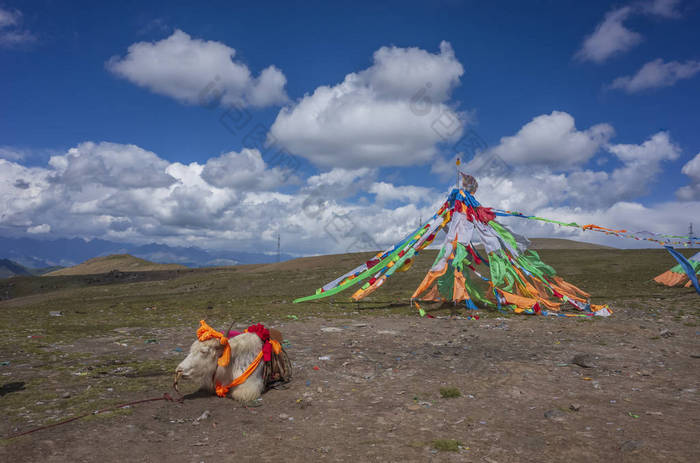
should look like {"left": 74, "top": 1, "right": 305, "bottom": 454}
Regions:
{"left": 2, "top": 309, "right": 699, "bottom": 462}
{"left": 1, "top": 248, "right": 698, "bottom": 461}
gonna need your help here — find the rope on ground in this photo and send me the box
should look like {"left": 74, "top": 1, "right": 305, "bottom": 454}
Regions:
{"left": 4, "top": 392, "right": 183, "bottom": 440}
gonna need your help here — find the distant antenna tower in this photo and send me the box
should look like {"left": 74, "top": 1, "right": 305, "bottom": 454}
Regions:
{"left": 277, "top": 231, "right": 281, "bottom": 263}
{"left": 690, "top": 222, "right": 694, "bottom": 246}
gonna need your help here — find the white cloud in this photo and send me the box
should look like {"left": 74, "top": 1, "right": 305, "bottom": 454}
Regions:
{"left": 500, "top": 200, "right": 700, "bottom": 249}
{"left": 430, "top": 153, "right": 461, "bottom": 180}
{"left": 0, "top": 146, "right": 26, "bottom": 161}
{"left": 269, "top": 41, "right": 465, "bottom": 169}
{"left": 368, "top": 182, "right": 434, "bottom": 205}
{"left": 304, "top": 167, "right": 375, "bottom": 199}
{"left": 606, "top": 130, "right": 680, "bottom": 163}
{"left": 576, "top": 7, "right": 642, "bottom": 63}
{"left": 27, "top": 224, "right": 50, "bottom": 234}
{"left": 0, "top": 8, "right": 20, "bottom": 29}
{"left": 640, "top": 0, "right": 682, "bottom": 18}
{"left": 0, "top": 143, "right": 259, "bottom": 245}
{"left": 576, "top": 1, "right": 683, "bottom": 63}
{"left": 680, "top": 152, "right": 700, "bottom": 180}
{"left": 200, "top": 148, "right": 295, "bottom": 190}
{"left": 677, "top": 152, "right": 700, "bottom": 200}
{"left": 358, "top": 41, "right": 464, "bottom": 102}
{"left": 486, "top": 111, "right": 614, "bottom": 168}
{"left": 48, "top": 142, "right": 176, "bottom": 189}
{"left": 0, "top": 7, "right": 35, "bottom": 47}
{"left": 610, "top": 58, "right": 700, "bottom": 93}
{"left": 465, "top": 129, "right": 679, "bottom": 211}
{"left": 107, "top": 30, "right": 288, "bottom": 107}
{"left": 602, "top": 131, "right": 680, "bottom": 200}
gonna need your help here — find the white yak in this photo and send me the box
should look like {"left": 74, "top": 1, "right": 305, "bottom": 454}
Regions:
{"left": 174, "top": 321, "right": 290, "bottom": 402}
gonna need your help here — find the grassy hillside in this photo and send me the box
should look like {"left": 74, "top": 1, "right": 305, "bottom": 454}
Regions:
{"left": 0, "top": 259, "right": 62, "bottom": 278}
{"left": 0, "top": 259, "right": 32, "bottom": 278}
{"left": 2, "top": 247, "right": 697, "bottom": 324}
{"left": 527, "top": 238, "right": 613, "bottom": 249}
{"left": 45, "top": 254, "right": 187, "bottom": 276}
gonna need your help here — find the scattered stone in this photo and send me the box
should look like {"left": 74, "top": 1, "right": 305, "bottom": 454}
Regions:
{"left": 297, "top": 398, "right": 312, "bottom": 409}
{"left": 318, "top": 356, "right": 331, "bottom": 361}
{"left": 640, "top": 370, "right": 652, "bottom": 376}
{"left": 320, "top": 327, "right": 343, "bottom": 333}
{"left": 377, "top": 330, "right": 399, "bottom": 335}
{"left": 569, "top": 403, "right": 581, "bottom": 412}
{"left": 645, "top": 411, "right": 663, "bottom": 416}
{"left": 61, "top": 392, "right": 71, "bottom": 399}
{"left": 659, "top": 329, "right": 674, "bottom": 338}
{"left": 572, "top": 354, "right": 596, "bottom": 368}
{"left": 49, "top": 311, "right": 63, "bottom": 317}
{"left": 620, "top": 440, "right": 643, "bottom": 452}
{"left": 690, "top": 354, "right": 700, "bottom": 359}
{"left": 544, "top": 409, "right": 566, "bottom": 421}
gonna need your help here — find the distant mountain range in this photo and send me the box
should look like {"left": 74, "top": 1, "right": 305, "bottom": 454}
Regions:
{"left": 0, "top": 258, "right": 62, "bottom": 278}
{"left": 0, "top": 236, "right": 293, "bottom": 269}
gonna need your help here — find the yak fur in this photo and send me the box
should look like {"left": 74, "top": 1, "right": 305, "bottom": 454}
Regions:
{"left": 175, "top": 332, "right": 264, "bottom": 402}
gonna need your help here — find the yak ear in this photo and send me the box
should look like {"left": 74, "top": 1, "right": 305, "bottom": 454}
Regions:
{"left": 214, "top": 341, "right": 228, "bottom": 353}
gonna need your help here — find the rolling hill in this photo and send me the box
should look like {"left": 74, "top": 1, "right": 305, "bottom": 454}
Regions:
{"left": 0, "top": 259, "right": 32, "bottom": 278}
{"left": 527, "top": 238, "right": 613, "bottom": 250}
{"left": 0, "top": 259, "right": 63, "bottom": 278}
{"left": 45, "top": 254, "right": 188, "bottom": 276}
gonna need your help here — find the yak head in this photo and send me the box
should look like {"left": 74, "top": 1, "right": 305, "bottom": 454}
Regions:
{"left": 174, "top": 337, "right": 228, "bottom": 393}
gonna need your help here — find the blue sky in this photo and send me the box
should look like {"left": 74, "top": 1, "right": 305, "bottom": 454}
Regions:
{"left": 1, "top": 0, "right": 699, "bottom": 254}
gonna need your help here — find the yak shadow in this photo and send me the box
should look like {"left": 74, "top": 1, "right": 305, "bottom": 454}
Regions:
{"left": 181, "top": 389, "right": 212, "bottom": 400}
{"left": 0, "top": 381, "right": 26, "bottom": 397}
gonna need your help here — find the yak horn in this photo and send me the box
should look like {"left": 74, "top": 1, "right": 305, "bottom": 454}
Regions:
{"left": 173, "top": 371, "right": 182, "bottom": 392}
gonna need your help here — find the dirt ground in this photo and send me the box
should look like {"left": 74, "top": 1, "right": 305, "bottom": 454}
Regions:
{"left": 2, "top": 309, "right": 699, "bottom": 462}
{"left": 1, "top": 248, "right": 699, "bottom": 461}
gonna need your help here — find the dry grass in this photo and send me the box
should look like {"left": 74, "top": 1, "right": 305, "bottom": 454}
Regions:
{"left": 45, "top": 254, "right": 186, "bottom": 276}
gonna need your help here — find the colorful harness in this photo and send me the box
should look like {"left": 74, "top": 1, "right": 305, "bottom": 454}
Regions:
{"left": 196, "top": 320, "right": 282, "bottom": 397}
